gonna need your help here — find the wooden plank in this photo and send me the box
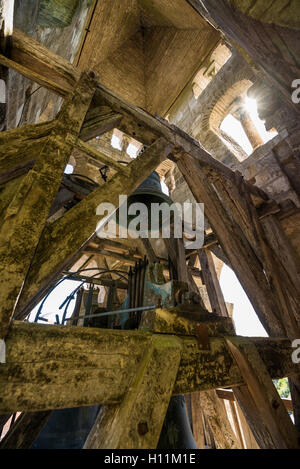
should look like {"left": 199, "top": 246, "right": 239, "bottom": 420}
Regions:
{"left": 84, "top": 335, "right": 182, "bottom": 449}
{"left": 227, "top": 337, "right": 300, "bottom": 449}
{"left": 229, "top": 400, "right": 244, "bottom": 448}
{"left": 6, "top": 28, "right": 79, "bottom": 96}
{"left": 0, "top": 411, "right": 51, "bottom": 449}
{"left": 0, "top": 71, "right": 97, "bottom": 339}
{"left": 198, "top": 249, "right": 228, "bottom": 317}
{"left": 216, "top": 388, "right": 294, "bottom": 412}
{"left": 195, "top": 0, "right": 300, "bottom": 112}
{"left": 75, "top": 138, "right": 129, "bottom": 174}
{"left": 0, "top": 321, "right": 298, "bottom": 414}
{"left": 14, "top": 138, "right": 173, "bottom": 319}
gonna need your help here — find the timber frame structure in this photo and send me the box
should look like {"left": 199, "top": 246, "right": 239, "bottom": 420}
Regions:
{"left": 0, "top": 11, "right": 300, "bottom": 450}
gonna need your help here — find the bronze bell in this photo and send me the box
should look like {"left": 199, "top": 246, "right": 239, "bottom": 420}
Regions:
{"left": 117, "top": 171, "right": 173, "bottom": 232}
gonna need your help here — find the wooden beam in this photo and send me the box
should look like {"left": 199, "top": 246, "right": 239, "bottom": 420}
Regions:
{"left": 227, "top": 337, "right": 300, "bottom": 449}
{"left": 216, "top": 388, "right": 294, "bottom": 413}
{"left": 194, "top": 0, "right": 300, "bottom": 113}
{"left": 66, "top": 274, "right": 128, "bottom": 290}
{"left": 75, "top": 138, "right": 128, "bottom": 174}
{"left": 190, "top": 392, "right": 205, "bottom": 448}
{"left": 79, "top": 106, "right": 123, "bottom": 142}
{"left": 229, "top": 399, "right": 245, "bottom": 449}
{"left": 84, "top": 335, "right": 182, "bottom": 449}
{"left": 235, "top": 400, "right": 259, "bottom": 449}
{"left": 142, "top": 306, "right": 235, "bottom": 338}
{"left": 14, "top": 138, "right": 173, "bottom": 319}
{"left": 0, "top": 121, "right": 55, "bottom": 183}
{"left": 176, "top": 152, "right": 285, "bottom": 337}
{"left": 83, "top": 248, "right": 140, "bottom": 266}
{"left": 0, "top": 321, "right": 298, "bottom": 414}
{"left": 0, "top": 71, "right": 97, "bottom": 339}
{"left": 198, "top": 249, "right": 228, "bottom": 317}
{"left": 2, "top": 28, "right": 80, "bottom": 96}
{"left": 0, "top": 28, "right": 268, "bottom": 206}
{"left": 0, "top": 0, "right": 14, "bottom": 54}
{"left": 95, "top": 83, "right": 268, "bottom": 202}
{"left": 0, "top": 411, "right": 51, "bottom": 449}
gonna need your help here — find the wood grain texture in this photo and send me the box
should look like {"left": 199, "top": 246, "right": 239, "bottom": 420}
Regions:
{"left": 0, "top": 71, "right": 97, "bottom": 339}
{"left": 227, "top": 337, "right": 300, "bottom": 449}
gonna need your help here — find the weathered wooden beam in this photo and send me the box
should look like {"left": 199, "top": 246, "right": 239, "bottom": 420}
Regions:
{"left": 192, "top": 0, "right": 300, "bottom": 113}
{"left": 198, "top": 390, "right": 240, "bottom": 449}
{"left": 14, "top": 138, "right": 173, "bottom": 319}
{"left": 229, "top": 398, "right": 245, "bottom": 448}
{"left": 95, "top": 84, "right": 268, "bottom": 202}
{"left": 235, "top": 400, "right": 259, "bottom": 449}
{"left": 198, "top": 249, "right": 228, "bottom": 318}
{"left": 0, "top": 71, "right": 97, "bottom": 339}
{"left": 0, "top": 411, "right": 51, "bottom": 449}
{"left": 216, "top": 388, "right": 294, "bottom": 413}
{"left": 0, "top": 28, "right": 268, "bottom": 205}
{"left": 177, "top": 153, "right": 285, "bottom": 337}
{"left": 227, "top": 337, "right": 300, "bottom": 449}
{"left": 84, "top": 335, "right": 182, "bottom": 449}
{"left": 1, "top": 28, "right": 80, "bottom": 97}
{"left": 0, "top": 119, "right": 55, "bottom": 151}
{"left": 0, "top": 321, "right": 298, "bottom": 414}
{"left": 79, "top": 106, "right": 123, "bottom": 142}
{"left": 75, "top": 138, "right": 129, "bottom": 174}
{"left": 140, "top": 306, "right": 235, "bottom": 339}
{"left": 66, "top": 274, "right": 128, "bottom": 290}
{"left": 83, "top": 248, "right": 141, "bottom": 266}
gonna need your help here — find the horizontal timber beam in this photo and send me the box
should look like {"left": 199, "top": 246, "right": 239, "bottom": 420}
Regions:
{"left": 0, "top": 321, "right": 298, "bottom": 414}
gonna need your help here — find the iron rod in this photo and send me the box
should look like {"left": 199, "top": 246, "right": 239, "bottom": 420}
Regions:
{"left": 67, "top": 304, "right": 156, "bottom": 322}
